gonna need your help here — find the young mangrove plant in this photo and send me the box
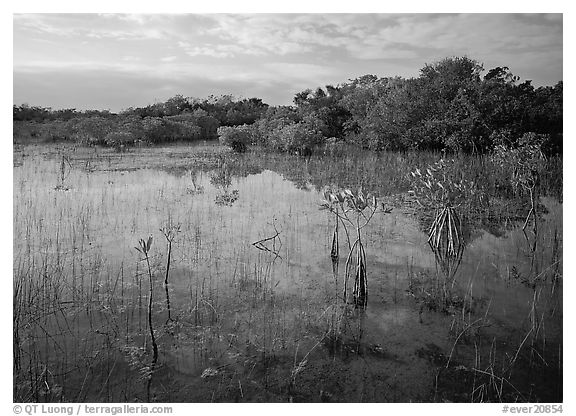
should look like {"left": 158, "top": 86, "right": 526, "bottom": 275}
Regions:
{"left": 160, "top": 222, "right": 181, "bottom": 323}
{"left": 410, "top": 159, "right": 479, "bottom": 306}
{"left": 491, "top": 134, "right": 546, "bottom": 234}
{"left": 134, "top": 236, "right": 158, "bottom": 402}
{"left": 320, "top": 188, "right": 385, "bottom": 309}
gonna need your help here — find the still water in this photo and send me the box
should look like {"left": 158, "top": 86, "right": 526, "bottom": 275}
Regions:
{"left": 13, "top": 145, "right": 562, "bottom": 402}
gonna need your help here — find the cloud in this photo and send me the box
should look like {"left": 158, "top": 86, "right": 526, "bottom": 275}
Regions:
{"left": 14, "top": 57, "right": 332, "bottom": 86}
{"left": 13, "top": 13, "right": 562, "bottom": 110}
{"left": 85, "top": 28, "right": 167, "bottom": 40}
{"left": 201, "top": 14, "right": 316, "bottom": 56}
{"left": 177, "top": 41, "right": 254, "bottom": 58}
{"left": 14, "top": 13, "right": 170, "bottom": 40}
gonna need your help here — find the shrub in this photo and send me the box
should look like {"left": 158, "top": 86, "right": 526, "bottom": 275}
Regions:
{"left": 117, "top": 116, "right": 144, "bottom": 140}
{"left": 217, "top": 125, "right": 251, "bottom": 153}
{"left": 70, "top": 116, "right": 116, "bottom": 146}
{"left": 168, "top": 120, "right": 202, "bottom": 141}
{"left": 104, "top": 131, "right": 135, "bottom": 151}
{"left": 268, "top": 121, "right": 323, "bottom": 154}
{"left": 39, "top": 120, "right": 74, "bottom": 141}
{"left": 141, "top": 117, "right": 167, "bottom": 143}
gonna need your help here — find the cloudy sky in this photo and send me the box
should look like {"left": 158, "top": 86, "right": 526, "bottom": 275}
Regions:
{"left": 13, "top": 13, "right": 563, "bottom": 112}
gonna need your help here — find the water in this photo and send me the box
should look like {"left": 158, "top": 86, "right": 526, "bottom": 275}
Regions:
{"left": 13, "top": 144, "right": 562, "bottom": 402}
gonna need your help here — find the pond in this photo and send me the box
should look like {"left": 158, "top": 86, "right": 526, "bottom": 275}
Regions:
{"left": 13, "top": 143, "right": 562, "bottom": 402}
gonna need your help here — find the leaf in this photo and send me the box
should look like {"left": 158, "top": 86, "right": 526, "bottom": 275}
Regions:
{"left": 201, "top": 368, "right": 219, "bottom": 378}
{"left": 147, "top": 236, "right": 153, "bottom": 251}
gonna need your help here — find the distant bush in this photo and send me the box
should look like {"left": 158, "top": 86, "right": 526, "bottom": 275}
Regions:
{"left": 104, "top": 131, "right": 135, "bottom": 151}
{"left": 39, "top": 120, "right": 74, "bottom": 141}
{"left": 217, "top": 125, "right": 251, "bottom": 153}
{"left": 141, "top": 117, "right": 167, "bottom": 143}
{"left": 139, "top": 116, "right": 207, "bottom": 143}
{"left": 268, "top": 120, "right": 323, "bottom": 154}
{"left": 250, "top": 106, "right": 301, "bottom": 147}
{"left": 166, "top": 119, "right": 202, "bottom": 141}
{"left": 70, "top": 116, "right": 116, "bottom": 146}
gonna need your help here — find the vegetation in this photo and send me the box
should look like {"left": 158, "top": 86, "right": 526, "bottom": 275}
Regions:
{"left": 409, "top": 159, "right": 480, "bottom": 308}
{"left": 14, "top": 57, "right": 561, "bottom": 157}
{"left": 491, "top": 133, "right": 548, "bottom": 232}
{"left": 320, "top": 188, "right": 384, "bottom": 308}
{"left": 217, "top": 125, "right": 252, "bottom": 153}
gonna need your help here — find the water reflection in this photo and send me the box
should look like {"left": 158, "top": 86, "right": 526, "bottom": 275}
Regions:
{"left": 13, "top": 146, "right": 562, "bottom": 403}
{"left": 210, "top": 163, "right": 240, "bottom": 207}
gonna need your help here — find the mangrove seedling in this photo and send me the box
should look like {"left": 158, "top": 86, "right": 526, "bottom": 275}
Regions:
{"left": 160, "top": 222, "right": 181, "bottom": 323}
{"left": 410, "top": 159, "right": 474, "bottom": 305}
{"left": 135, "top": 236, "right": 158, "bottom": 401}
{"left": 320, "top": 188, "right": 385, "bottom": 309}
{"left": 491, "top": 135, "right": 546, "bottom": 234}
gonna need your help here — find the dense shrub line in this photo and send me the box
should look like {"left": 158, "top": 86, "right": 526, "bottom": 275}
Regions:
{"left": 14, "top": 57, "right": 561, "bottom": 155}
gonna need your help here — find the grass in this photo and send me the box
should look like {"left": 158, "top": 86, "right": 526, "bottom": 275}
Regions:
{"left": 13, "top": 142, "right": 562, "bottom": 402}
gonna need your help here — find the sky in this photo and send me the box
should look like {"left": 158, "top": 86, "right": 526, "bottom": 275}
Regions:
{"left": 13, "top": 13, "right": 563, "bottom": 112}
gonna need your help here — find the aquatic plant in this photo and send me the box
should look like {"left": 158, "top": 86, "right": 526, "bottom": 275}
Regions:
{"left": 491, "top": 134, "right": 546, "bottom": 233}
{"left": 320, "top": 188, "right": 386, "bottom": 309}
{"left": 160, "top": 222, "right": 181, "bottom": 323}
{"left": 409, "top": 158, "right": 477, "bottom": 304}
{"left": 134, "top": 236, "right": 158, "bottom": 402}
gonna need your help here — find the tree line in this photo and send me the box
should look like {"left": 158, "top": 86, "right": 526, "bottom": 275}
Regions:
{"left": 14, "top": 57, "right": 562, "bottom": 155}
